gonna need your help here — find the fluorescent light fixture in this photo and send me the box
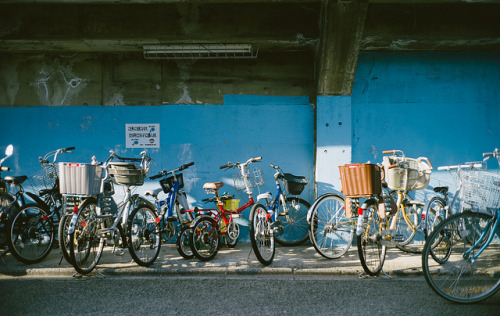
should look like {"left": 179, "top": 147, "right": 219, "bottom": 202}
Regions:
{"left": 143, "top": 44, "right": 257, "bottom": 60}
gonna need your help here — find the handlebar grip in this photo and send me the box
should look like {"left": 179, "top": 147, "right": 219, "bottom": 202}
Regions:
{"left": 180, "top": 162, "right": 195, "bottom": 170}
{"left": 220, "top": 164, "right": 229, "bottom": 169}
{"left": 382, "top": 150, "right": 394, "bottom": 154}
{"left": 483, "top": 152, "right": 494, "bottom": 157}
{"left": 253, "top": 157, "right": 262, "bottom": 161}
{"left": 1, "top": 166, "right": 10, "bottom": 171}
{"left": 387, "top": 164, "right": 397, "bottom": 170}
{"left": 149, "top": 173, "right": 163, "bottom": 180}
{"left": 65, "top": 147, "right": 76, "bottom": 151}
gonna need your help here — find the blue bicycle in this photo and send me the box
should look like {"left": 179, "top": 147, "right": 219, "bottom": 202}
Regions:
{"left": 249, "top": 163, "right": 310, "bottom": 265}
{"left": 127, "top": 162, "right": 196, "bottom": 265}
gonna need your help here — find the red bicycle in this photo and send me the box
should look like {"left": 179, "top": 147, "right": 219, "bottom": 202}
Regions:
{"left": 189, "top": 157, "right": 264, "bottom": 261}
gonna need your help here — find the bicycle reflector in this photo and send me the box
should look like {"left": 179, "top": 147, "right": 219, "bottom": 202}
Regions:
{"left": 73, "top": 206, "right": 78, "bottom": 214}
{"left": 156, "top": 217, "right": 161, "bottom": 223}
{"left": 358, "top": 207, "right": 363, "bottom": 216}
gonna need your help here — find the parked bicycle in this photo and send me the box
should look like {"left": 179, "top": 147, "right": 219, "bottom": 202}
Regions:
{"left": 127, "top": 162, "right": 196, "bottom": 265}
{"left": 421, "top": 161, "right": 483, "bottom": 242}
{"left": 66, "top": 150, "right": 152, "bottom": 274}
{"left": 0, "top": 145, "right": 15, "bottom": 256}
{"left": 308, "top": 150, "right": 432, "bottom": 276}
{"left": 6, "top": 146, "right": 74, "bottom": 264}
{"left": 422, "top": 148, "right": 500, "bottom": 303}
{"left": 249, "top": 163, "right": 310, "bottom": 265}
{"left": 189, "top": 156, "right": 263, "bottom": 261}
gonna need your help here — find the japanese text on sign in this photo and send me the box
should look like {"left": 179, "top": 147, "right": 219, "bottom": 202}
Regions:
{"left": 126, "top": 124, "right": 160, "bottom": 148}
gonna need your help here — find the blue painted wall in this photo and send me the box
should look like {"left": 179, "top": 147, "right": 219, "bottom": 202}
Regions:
{"left": 351, "top": 51, "right": 500, "bottom": 199}
{"left": 0, "top": 95, "right": 315, "bottom": 241}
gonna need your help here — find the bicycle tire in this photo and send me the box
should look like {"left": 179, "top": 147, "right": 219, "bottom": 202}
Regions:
{"left": 357, "top": 200, "right": 387, "bottom": 276}
{"left": 308, "top": 193, "right": 353, "bottom": 259}
{"left": 127, "top": 204, "right": 161, "bottom": 267}
{"left": 0, "top": 191, "right": 15, "bottom": 248}
{"left": 58, "top": 213, "right": 73, "bottom": 264}
{"left": 189, "top": 216, "right": 220, "bottom": 261}
{"left": 423, "top": 196, "right": 447, "bottom": 241}
{"left": 6, "top": 203, "right": 55, "bottom": 264}
{"left": 275, "top": 197, "right": 310, "bottom": 246}
{"left": 422, "top": 211, "right": 500, "bottom": 303}
{"left": 69, "top": 198, "right": 104, "bottom": 275}
{"left": 176, "top": 225, "right": 193, "bottom": 259}
{"left": 249, "top": 203, "right": 275, "bottom": 265}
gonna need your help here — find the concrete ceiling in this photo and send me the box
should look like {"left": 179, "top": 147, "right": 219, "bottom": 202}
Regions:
{"left": 1, "top": 0, "right": 499, "bottom": 95}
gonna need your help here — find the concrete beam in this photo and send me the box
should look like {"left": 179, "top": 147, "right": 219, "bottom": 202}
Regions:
{"left": 317, "top": 0, "right": 368, "bottom": 96}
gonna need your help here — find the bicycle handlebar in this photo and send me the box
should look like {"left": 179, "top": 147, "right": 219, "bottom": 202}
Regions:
{"left": 437, "top": 163, "right": 483, "bottom": 171}
{"left": 149, "top": 162, "right": 195, "bottom": 180}
{"left": 1, "top": 166, "right": 10, "bottom": 171}
{"left": 220, "top": 156, "right": 262, "bottom": 170}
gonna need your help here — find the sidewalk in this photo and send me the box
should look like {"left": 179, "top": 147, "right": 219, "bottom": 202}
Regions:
{"left": 0, "top": 243, "right": 424, "bottom": 278}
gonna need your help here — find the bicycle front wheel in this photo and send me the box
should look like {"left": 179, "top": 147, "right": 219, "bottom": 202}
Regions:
{"left": 394, "top": 203, "right": 420, "bottom": 247}
{"left": 189, "top": 216, "right": 220, "bottom": 261}
{"left": 309, "top": 194, "right": 353, "bottom": 259}
{"left": 249, "top": 203, "right": 275, "bottom": 265}
{"left": 176, "top": 225, "right": 193, "bottom": 259}
{"left": 7, "top": 203, "right": 55, "bottom": 264}
{"left": 69, "top": 198, "right": 104, "bottom": 275}
{"left": 58, "top": 213, "right": 73, "bottom": 264}
{"left": 357, "top": 200, "right": 387, "bottom": 276}
{"left": 275, "top": 197, "right": 310, "bottom": 246}
{"left": 422, "top": 211, "right": 500, "bottom": 303}
{"left": 127, "top": 204, "right": 161, "bottom": 267}
{"left": 423, "top": 196, "right": 447, "bottom": 240}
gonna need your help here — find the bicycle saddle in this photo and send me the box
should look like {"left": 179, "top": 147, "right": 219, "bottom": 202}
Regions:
{"left": 203, "top": 182, "right": 224, "bottom": 190}
{"left": 4, "top": 175, "right": 27, "bottom": 185}
{"left": 433, "top": 186, "right": 448, "bottom": 194}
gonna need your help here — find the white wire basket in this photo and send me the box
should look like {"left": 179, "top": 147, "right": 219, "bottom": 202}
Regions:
{"left": 460, "top": 169, "right": 500, "bottom": 212}
{"left": 30, "top": 165, "right": 58, "bottom": 194}
{"left": 233, "top": 166, "right": 265, "bottom": 191}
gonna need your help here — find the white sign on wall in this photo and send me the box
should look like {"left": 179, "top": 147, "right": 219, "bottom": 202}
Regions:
{"left": 126, "top": 123, "right": 160, "bottom": 148}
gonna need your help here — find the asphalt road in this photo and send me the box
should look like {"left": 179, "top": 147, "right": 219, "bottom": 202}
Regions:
{"left": 1, "top": 275, "right": 499, "bottom": 316}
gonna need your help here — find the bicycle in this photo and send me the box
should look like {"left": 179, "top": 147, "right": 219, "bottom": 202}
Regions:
{"left": 0, "top": 145, "right": 15, "bottom": 256}
{"left": 66, "top": 150, "right": 153, "bottom": 274}
{"left": 6, "top": 146, "right": 74, "bottom": 264}
{"left": 127, "top": 162, "right": 196, "bottom": 265}
{"left": 249, "top": 163, "right": 310, "bottom": 265}
{"left": 189, "top": 156, "right": 263, "bottom": 261}
{"left": 422, "top": 149, "right": 500, "bottom": 303}
{"left": 421, "top": 161, "right": 483, "bottom": 242}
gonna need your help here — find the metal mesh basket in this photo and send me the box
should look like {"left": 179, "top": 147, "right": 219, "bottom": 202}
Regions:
{"left": 233, "top": 166, "right": 264, "bottom": 191}
{"left": 30, "top": 165, "right": 58, "bottom": 194}
{"left": 460, "top": 169, "right": 500, "bottom": 212}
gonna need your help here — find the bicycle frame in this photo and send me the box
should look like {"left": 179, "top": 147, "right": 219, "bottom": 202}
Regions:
{"left": 463, "top": 209, "right": 500, "bottom": 262}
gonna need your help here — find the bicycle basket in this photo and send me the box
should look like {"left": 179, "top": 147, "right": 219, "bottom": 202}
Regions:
{"left": 223, "top": 199, "right": 240, "bottom": 211}
{"left": 383, "top": 156, "right": 431, "bottom": 191}
{"left": 233, "top": 166, "right": 265, "bottom": 191}
{"left": 339, "top": 163, "right": 382, "bottom": 197}
{"left": 160, "top": 173, "right": 184, "bottom": 193}
{"left": 283, "top": 173, "right": 308, "bottom": 195}
{"left": 108, "top": 162, "right": 146, "bottom": 186}
{"left": 30, "top": 165, "right": 58, "bottom": 193}
{"left": 459, "top": 169, "right": 500, "bottom": 212}
{"left": 59, "top": 162, "right": 103, "bottom": 196}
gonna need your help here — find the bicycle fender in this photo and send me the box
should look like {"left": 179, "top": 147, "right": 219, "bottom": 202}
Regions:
{"left": 131, "top": 194, "right": 156, "bottom": 211}
{"left": 25, "top": 192, "right": 50, "bottom": 211}
{"left": 256, "top": 192, "right": 272, "bottom": 202}
{"left": 306, "top": 192, "right": 344, "bottom": 223}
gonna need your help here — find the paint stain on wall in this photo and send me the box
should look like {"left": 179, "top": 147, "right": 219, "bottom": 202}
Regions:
{"left": 31, "top": 59, "right": 87, "bottom": 106}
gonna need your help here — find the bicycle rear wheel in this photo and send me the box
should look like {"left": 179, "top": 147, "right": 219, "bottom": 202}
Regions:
{"left": 422, "top": 211, "right": 500, "bottom": 303}
{"left": 7, "top": 203, "right": 55, "bottom": 264}
{"left": 275, "top": 197, "right": 310, "bottom": 246}
{"left": 357, "top": 200, "right": 387, "bottom": 276}
{"left": 176, "top": 225, "right": 193, "bottom": 259}
{"left": 394, "top": 203, "right": 419, "bottom": 247}
{"left": 127, "top": 204, "right": 161, "bottom": 267}
{"left": 309, "top": 194, "right": 353, "bottom": 259}
{"left": 190, "top": 216, "right": 220, "bottom": 261}
{"left": 58, "top": 213, "right": 73, "bottom": 264}
{"left": 69, "top": 198, "right": 104, "bottom": 275}
{"left": 249, "top": 203, "right": 275, "bottom": 265}
{"left": 423, "top": 196, "right": 447, "bottom": 241}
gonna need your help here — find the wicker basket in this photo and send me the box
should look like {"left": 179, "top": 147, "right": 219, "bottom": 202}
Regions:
{"left": 383, "top": 156, "right": 431, "bottom": 191}
{"left": 108, "top": 162, "right": 146, "bottom": 186}
{"left": 339, "top": 163, "right": 382, "bottom": 197}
